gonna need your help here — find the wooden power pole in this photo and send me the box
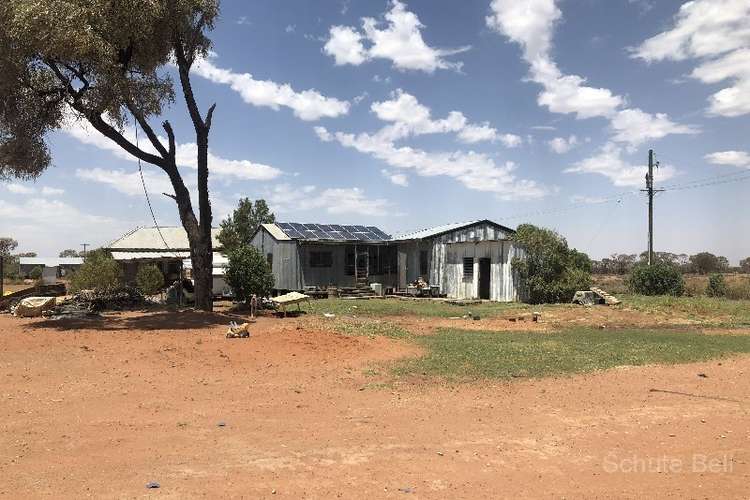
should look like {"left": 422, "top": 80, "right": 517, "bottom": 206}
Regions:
{"left": 642, "top": 149, "right": 664, "bottom": 266}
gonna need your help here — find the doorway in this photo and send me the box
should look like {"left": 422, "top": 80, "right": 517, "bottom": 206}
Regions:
{"left": 478, "top": 258, "right": 491, "bottom": 300}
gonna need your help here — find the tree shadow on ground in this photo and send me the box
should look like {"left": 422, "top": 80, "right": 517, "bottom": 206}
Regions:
{"left": 29, "top": 309, "right": 252, "bottom": 332}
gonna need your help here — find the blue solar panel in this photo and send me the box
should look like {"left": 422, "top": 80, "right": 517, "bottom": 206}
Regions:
{"left": 284, "top": 229, "right": 304, "bottom": 239}
{"left": 275, "top": 222, "right": 391, "bottom": 241}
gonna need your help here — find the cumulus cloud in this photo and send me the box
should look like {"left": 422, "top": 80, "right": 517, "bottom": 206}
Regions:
{"left": 381, "top": 169, "right": 409, "bottom": 187}
{"left": 264, "top": 183, "right": 393, "bottom": 216}
{"left": 324, "top": 0, "right": 470, "bottom": 73}
{"left": 369, "top": 89, "right": 520, "bottom": 146}
{"left": 0, "top": 197, "right": 132, "bottom": 255}
{"left": 192, "top": 57, "right": 350, "bottom": 121}
{"left": 317, "top": 125, "right": 547, "bottom": 200}
{"left": 565, "top": 142, "right": 676, "bottom": 187}
{"left": 705, "top": 150, "right": 750, "bottom": 168}
{"left": 487, "top": 0, "right": 623, "bottom": 119}
{"left": 487, "top": 0, "right": 697, "bottom": 185}
{"left": 313, "top": 90, "right": 542, "bottom": 200}
{"left": 632, "top": 0, "right": 750, "bottom": 117}
{"left": 609, "top": 108, "right": 699, "bottom": 147}
{"left": 5, "top": 183, "right": 65, "bottom": 196}
{"left": 547, "top": 135, "right": 578, "bottom": 154}
{"left": 75, "top": 168, "right": 176, "bottom": 197}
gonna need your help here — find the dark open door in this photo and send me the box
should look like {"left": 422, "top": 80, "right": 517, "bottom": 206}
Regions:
{"left": 478, "top": 258, "right": 491, "bottom": 300}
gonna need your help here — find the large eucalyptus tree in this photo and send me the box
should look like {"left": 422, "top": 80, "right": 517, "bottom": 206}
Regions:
{"left": 1, "top": 0, "right": 221, "bottom": 310}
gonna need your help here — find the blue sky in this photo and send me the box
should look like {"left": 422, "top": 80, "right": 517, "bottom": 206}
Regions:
{"left": 2, "top": 0, "right": 749, "bottom": 262}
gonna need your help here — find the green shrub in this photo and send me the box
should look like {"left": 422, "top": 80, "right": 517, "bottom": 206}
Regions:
{"left": 29, "top": 266, "right": 43, "bottom": 280}
{"left": 512, "top": 224, "right": 592, "bottom": 304}
{"left": 70, "top": 250, "right": 122, "bottom": 292}
{"left": 225, "top": 246, "right": 274, "bottom": 303}
{"left": 706, "top": 273, "right": 728, "bottom": 297}
{"left": 135, "top": 264, "right": 164, "bottom": 295}
{"left": 627, "top": 262, "right": 684, "bottom": 296}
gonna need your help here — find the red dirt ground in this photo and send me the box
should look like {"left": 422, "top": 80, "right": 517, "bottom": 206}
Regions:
{"left": 1, "top": 310, "right": 748, "bottom": 498}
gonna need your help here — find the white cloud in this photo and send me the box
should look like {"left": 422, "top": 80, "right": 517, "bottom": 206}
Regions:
{"left": 609, "top": 108, "right": 699, "bottom": 147}
{"left": 61, "top": 113, "right": 283, "bottom": 181}
{"left": 0, "top": 197, "right": 132, "bottom": 255}
{"left": 5, "top": 183, "right": 35, "bottom": 194}
{"left": 632, "top": 0, "right": 750, "bottom": 117}
{"left": 324, "top": 26, "right": 368, "bottom": 65}
{"left": 548, "top": 135, "right": 578, "bottom": 154}
{"left": 487, "top": 0, "right": 623, "bottom": 119}
{"left": 570, "top": 194, "right": 608, "bottom": 204}
{"left": 41, "top": 187, "right": 64, "bottom": 196}
{"left": 381, "top": 169, "right": 409, "bottom": 187}
{"left": 75, "top": 168, "right": 175, "bottom": 197}
{"left": 317, "top": 126, "right": 547, "bottom": 200}
{"left": 368, "top": 89, "right": 519, "bottom": 146}
{"left": 565, "top": 142, "right": 676, "bottom": 187}
{"left": 704, "top": 150, "right": 750, "bottom": 168}
{"left": 192, "top": 57, "right": 350, "bottom": 121}
{"left": 487, "top": 0, "right": 697, "bottom": 186}
{"left": 264, "top": 183, "right": 392, "bottom": 216}
{"left": 323, "top": 0, "right": 470, "bottom": 73}
{"left": 5, "top": 183, "right": 66, "bottom": 196}
{"left": 314, "top": 89, "right": 543, "bottom": 200}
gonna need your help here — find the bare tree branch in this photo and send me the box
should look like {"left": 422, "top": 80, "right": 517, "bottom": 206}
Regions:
{"left": 125, "top": 102, "right": 169, "bottom": 158}
{"left": 162, "top": 120, "right": 176, "bottom": 158}
{"left": 205, "top": 103, "right": 216, "bottom": 132}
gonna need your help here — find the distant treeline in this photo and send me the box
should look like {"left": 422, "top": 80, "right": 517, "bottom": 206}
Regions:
{"left": 592, "top": 252, "right": 750, "bottom": 275}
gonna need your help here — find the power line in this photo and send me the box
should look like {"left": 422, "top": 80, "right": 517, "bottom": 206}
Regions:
{"left": 133, "top": 119, "right": 177, "bottom": 257}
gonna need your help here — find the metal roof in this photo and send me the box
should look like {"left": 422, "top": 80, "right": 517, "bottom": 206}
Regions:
{"left": 19, "top": 257, "right": 84, "bottom": 267}
{"left": 111, "top": 251, "right": 190, "bottom": 261}
{"left": 264, "top": 222, "right": 392, "bottom": 242}
{"left": 394, "top": 219, "right": 516, "bottom": 241}
{"left": 107, "top": 227, "right": 222, "bottom": 251}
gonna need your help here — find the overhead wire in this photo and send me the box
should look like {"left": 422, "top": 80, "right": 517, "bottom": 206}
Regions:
{"left": 133, "top": 117, "right": 178, "bottom": 258}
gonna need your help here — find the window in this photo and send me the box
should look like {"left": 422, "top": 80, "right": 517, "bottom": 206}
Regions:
{"left": 419, "top": 250, "right": 428, "bottom": 276}
{"left": 310, "top": 251, "right": 333, "bottom": 268}
{"left": 463, "top": 257, "right": 474, "bottom": 280}
{"left": 266, "top": 253, "right": 273, "bottom": 268}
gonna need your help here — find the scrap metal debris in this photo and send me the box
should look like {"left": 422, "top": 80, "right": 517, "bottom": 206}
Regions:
{"left": 226, "top": 321, "right": 250, "bottom": 338}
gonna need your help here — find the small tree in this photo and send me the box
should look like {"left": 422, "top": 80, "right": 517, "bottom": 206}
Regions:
{"left": 627, "top": 262, "right": 684, "bottom": 296}
{"left": 29, "top": 266, "right": 43, "bottom": 280}
{"left": 0, "top": 237, "right": 18, "bottom": 256}
{"left": 512, "top": 224, "right": 592, "bottom": 304}
{"left": 59, "top": 249, "right": 79, "bottom": 258}
{"left": 70, "top": 250, "right": 122, "bottom": 292}
{"left": 706, "top": 273, "right": 727, "bottom": 298}
{"left": 136, "top": 264, "right": 165, "bottom": 295}
{"left": 689, "top": 252, "right": 725, "bottom": 274}
{"left": 218, "top": 198, "right": 275, "bottom": 253}
{"left": 225, "top": 246, "right": 274, "bottom": 304}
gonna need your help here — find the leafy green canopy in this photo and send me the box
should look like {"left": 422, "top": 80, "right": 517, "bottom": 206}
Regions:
{"left": 224, "top": 246, "right": 274, "bottom": 302}
{"left": 512, "top": 224, "right": 592, "bottom": 304}
{"left": 218, "top": 198, "right": 275, "bottom": 253}
{"left": 70, "top": 249, "right": 122, "bottom": 292}
{"left": 0, "top": 0, "right": 218, "bottom": 180}
{"left": 136, "top": 263, "right": 165, "bottom": 295}
{"left": 627, "top": 262, "right": 684, "bottom": 296}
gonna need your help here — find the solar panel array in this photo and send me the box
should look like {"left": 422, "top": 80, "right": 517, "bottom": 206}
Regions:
{"left": 276, "top": 222, "right": 392, "bottom": 242}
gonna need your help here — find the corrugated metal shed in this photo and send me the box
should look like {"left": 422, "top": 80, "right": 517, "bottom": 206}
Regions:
{"left": 107, "top": 227, "right": 222, "bottom": 251}
{"left": 395, "top": 219, "right": 515, "bottom": 242}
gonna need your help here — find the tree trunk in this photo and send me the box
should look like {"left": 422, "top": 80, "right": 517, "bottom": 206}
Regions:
{"left": 188, "top": 229, "right": 213, "bottom": 311}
